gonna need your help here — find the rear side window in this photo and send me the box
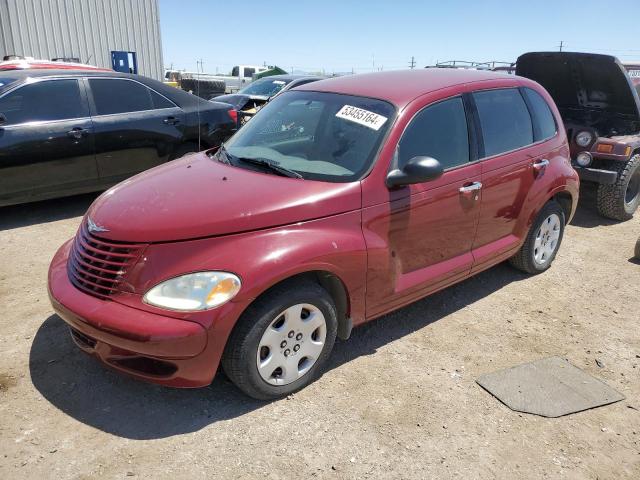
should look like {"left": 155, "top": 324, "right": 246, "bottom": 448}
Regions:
{"left": 398, "top": 97, "right": 469, "bottom": 170}
{"left": 89, "top": 79, "right": 153, "bottom": 115}
{"left": 473, "top": 89, "right": 533, "bottom": 157}
{"left": 0, "top": 79, "right": 85, "bottom": 125}
{"left": 149, "top": 89, "right": 175, "bottom": 109}
{"left": 522, "top": 88, "right": 557, "bottom": 141}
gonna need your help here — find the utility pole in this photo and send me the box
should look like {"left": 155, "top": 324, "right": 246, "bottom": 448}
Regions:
{"left": 409, "top": 56, "right": 416, "bottom": 69}
{"left": 558, "top": 40, "right": 564, "bottom": 52}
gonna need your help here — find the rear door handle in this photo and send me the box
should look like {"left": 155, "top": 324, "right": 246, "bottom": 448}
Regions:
{"left": 163, "top": 116, "right": 180, "bottom": 125}
{"left": 67, "top": 127, "right": 87, "bottom": 139}
{"left": 533, "top": 159, "right": 550, "bottom": 171}
{"left": 459, "top": 181, "right": 482, "bottom": 193}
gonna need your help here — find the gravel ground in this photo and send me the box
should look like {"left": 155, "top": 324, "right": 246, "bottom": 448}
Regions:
{"left": 1, "top": 188, "right": 639, "bottom": 479}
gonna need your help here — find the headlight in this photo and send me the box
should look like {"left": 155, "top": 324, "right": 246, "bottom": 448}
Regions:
{"left": 143, "top": 272, "right": 241, "bottom": 311}
{"left": 576, "top": 152, "right": 592, "bottom": 167}
{"left": 575, "top": 131, "right": 593, "bottom": 147}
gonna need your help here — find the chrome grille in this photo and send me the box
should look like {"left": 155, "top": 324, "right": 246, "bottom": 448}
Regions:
{"left": 67, "top": 222, "right": 144, "bottom": 299}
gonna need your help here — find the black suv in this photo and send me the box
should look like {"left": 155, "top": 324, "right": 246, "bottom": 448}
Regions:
{"left": 0, "top": 70, "right": 237, "bottom": 207}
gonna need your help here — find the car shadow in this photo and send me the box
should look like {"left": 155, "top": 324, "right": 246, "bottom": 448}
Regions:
{"left": 30, "top": 263, "right": 527, "bottom": 440}
{"left": 569, "top": 186, "right": 619, "bottom": 229}
{"left": 0, "top": 193, "right": 98, "bottom": 231}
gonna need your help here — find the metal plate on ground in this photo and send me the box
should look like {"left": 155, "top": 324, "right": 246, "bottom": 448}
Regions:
{"left": 476, "top": 356, "right": 625, "bottom": 418}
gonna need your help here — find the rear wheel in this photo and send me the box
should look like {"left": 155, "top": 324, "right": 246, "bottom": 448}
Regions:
{"left": 635, "top": 237, "right": 640, "bottom": 260}
{"left": 509, "top": 201, "right": 565, "bottom": 274}
{"left": 596, "top": 154, "right": 640, "bottom": 221}
{"left": 222, "top": 280, "right": 337, "bottom": 400}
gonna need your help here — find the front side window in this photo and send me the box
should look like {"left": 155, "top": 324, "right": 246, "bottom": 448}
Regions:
{"left": 89, "top": 79, "right": 155, "bottom": 115}
{"left": 244, "top": 68, "right": 255, "bottom": 78}
{"left": 398, "top": 97, "right": 470, "bottom": 170}
{"left": 523, "top": 88, "right": 557, "bottom": 141}
{"left": 223, "top": 90, "right": 395, "bottom": 182}
{"left": 473, "top": 88, "right": 533, "bottom": 157}
{"left": 0, "top": 79, "right": 85, "bottom": 125}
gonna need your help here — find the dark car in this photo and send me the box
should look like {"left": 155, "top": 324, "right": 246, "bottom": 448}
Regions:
{"left": 0, "top": 69, "right": 237, "bottom": 207}
{"left": 48, "top": 69, "right": 578, "bottom": 399}
{"left": 212, "top": 74, "right": 324, "bottom": 125}
{"left": 517, "top": 52, "right": 640, "bottom": 220}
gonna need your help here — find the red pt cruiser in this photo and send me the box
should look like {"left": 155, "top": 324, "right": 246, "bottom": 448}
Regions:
{"left": 48, "top": 70, "right": 579, "bottom": 399}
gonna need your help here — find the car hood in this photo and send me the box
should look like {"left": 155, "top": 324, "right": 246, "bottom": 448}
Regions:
{"left": 517, "top": 52, "right": 640, "bottom": 134}
{"left": 212, "top": 93, "right": 269, "bottom": 110}
{"left": 86, "top": 153, "right": 362, "bottom": 243}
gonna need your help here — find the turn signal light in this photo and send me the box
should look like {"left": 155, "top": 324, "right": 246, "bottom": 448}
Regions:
{"left": 596, "top": 143, "right": 614, "bottom": 153}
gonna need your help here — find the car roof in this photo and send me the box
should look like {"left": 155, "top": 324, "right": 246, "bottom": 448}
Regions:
{"left": 295, "top": 69, "right": 515, "bottom": 107}
{"left": 0, "top": 69, "right": 224, "bottom": 111}
{"left": 258, "top": 74, "right": 324, "bottom": 82}
{"left": 0, "top": 69, "right": 141, "bottom": 81}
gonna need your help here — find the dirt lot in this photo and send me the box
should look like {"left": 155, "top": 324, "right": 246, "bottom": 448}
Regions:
{"left": 0, "top": 189, "right": 639, "bottom": 479}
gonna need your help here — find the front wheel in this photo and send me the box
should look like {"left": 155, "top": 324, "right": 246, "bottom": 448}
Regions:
{"left": 596, "top": 154, "right": 640, "bottom": 221}
{"left": 509, "top": 201, "right": 565, "bottom": 274}
{"left": 222, "top": 281, "right": 337, "bottom": 400}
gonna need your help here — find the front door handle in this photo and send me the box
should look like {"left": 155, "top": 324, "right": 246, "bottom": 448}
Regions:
{"left": 533, "top": 159, "right": 550, "bottom": 171}
{"left": 163, "top": 116, "right": 180, "bottom": 125}
{"left": 67, "top": 127, "right": 87, "bottom": 139}
{"left": 459, "top": 181, "right": 483, "bottom": 194}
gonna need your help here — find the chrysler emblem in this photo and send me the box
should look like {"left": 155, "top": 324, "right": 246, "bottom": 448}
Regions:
{"left": 87, "top": 217, "right": 109, "bottom": 234}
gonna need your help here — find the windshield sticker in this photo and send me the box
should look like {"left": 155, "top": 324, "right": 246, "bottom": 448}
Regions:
{"left": 335, "top": 105, "right": 388, "bottom": 131}
{"left": 273, "top": 80, "right": 286, "bottom": 84}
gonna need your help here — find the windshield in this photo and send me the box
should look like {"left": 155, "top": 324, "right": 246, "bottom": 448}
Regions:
{"left": 238, "top": 78, "right": 291, "bottom": 97}
{"left": 223, "top": 90, "right": 395, "bottom": 182}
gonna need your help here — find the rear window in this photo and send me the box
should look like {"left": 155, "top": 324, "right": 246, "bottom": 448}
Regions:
{"left": 90, "top": 79, "right": 152, "bottom": 115}
{"left": 523, "top": 88, "right": 557, "bottom": 141}
{"left": 473, "top": 88, "right": 533, "bottom": 157}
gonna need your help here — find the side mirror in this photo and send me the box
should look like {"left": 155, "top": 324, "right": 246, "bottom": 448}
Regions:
{"left": 386, "top": 156, "right": 444, "bottom": 188}
{"left": 0, "top": 113, "right": 6, "bottom": 126}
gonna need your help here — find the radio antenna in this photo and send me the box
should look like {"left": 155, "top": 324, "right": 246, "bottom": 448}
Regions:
{"left": 196, "top": 58, "right": 202, "bottom": 151}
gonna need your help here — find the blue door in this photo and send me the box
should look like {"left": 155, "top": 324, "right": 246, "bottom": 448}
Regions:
{"left": 111, "top": 51, "right": 138, "bottom": 74}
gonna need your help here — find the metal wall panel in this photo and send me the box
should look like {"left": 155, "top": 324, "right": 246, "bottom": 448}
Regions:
{"left": 0, "top": 0, "right": 163, "bottom": 80}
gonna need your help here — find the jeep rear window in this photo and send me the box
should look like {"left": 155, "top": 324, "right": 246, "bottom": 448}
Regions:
{"left": 223, "top": 90, "right": 395, "bottom": 182}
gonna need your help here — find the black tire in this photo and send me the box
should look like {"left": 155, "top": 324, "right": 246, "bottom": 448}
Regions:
{"left": 509, "top": 201, "right": 566, "bottom": 274}
{"left": 222, "top": 280, "right": 338, "bottom": 400}
{"left": 596, "top": 154, "right": 640, "bottom": 221}
{"left": 635, "top": 237, "right": 640, "bottom": 260}
{"left": 169, "top": 142, "right": 199, "bottom": 161}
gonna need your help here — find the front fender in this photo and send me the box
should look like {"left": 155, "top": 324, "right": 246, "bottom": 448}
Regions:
{"left": 123, "top": 210, "right": 367, "bottom": 327}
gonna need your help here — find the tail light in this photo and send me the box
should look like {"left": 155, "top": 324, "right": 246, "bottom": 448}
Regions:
{"left": 227, "top": 108, "right": 238, "bottom": 125}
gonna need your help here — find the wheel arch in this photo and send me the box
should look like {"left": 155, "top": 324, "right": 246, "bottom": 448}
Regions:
{"left": 552, "top": 190, "right": 575, "bottom": 224}
{"left": 242, "top": 270, "right": 353, "bottom": 340}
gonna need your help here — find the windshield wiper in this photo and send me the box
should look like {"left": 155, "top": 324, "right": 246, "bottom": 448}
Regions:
{"left": 216, "top": 144, "right": 233, "bottom": 164}
{"left": 235, "top": 156, "right": 303, "bottom": 179}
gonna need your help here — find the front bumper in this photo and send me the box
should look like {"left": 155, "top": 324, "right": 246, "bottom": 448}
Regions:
{"left": 573, "top": 166, "right": 618, "bottom": 185}
{"left": 48, "top": 240, "right": 220, "bottom": 387}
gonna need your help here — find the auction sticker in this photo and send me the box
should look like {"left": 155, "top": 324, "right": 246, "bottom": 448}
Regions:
{"left": 335, "top": 105, "right": 388, "bottom": 130}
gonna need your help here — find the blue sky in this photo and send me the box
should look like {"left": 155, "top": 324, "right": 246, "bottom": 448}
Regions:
{"left": 159, "top": 0, "right": 640, "bottom": 74}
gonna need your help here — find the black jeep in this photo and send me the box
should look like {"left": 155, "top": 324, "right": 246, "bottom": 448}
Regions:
{"left": 517, "top": 52, "right": 640, "bottom": 221}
